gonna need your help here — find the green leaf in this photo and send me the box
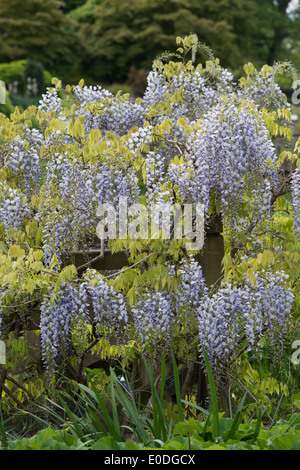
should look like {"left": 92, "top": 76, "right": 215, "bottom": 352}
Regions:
{"left": 171, "top": 349, "right": 184, "bottom": 422}
{"left": 201, "top": 345, "right": 219, "bottom": 439}
{"left": 268, "top": 431, "right": 300, "bottom": 450}
{"left": 91, "top": 436, "right": 121, "bottom": 450}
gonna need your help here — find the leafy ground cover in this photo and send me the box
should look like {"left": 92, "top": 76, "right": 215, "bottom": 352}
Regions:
{"left": 1, "top": 417, "right": 300, "bottom": 450}
{"left": 1, "top": 350, "right": 299, "bottom": 451}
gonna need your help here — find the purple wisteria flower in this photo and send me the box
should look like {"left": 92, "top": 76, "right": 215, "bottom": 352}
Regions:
{"left": 197, "top": 270, "right": 294, "bottom": 371}
{"left": 292, "top": 168, "right": 300, "bottom": 237}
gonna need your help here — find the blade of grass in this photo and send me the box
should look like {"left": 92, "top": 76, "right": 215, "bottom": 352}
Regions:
{"left": 110, "top": 368, "right": 150, "bottom": 443}
{"left": 160, "top": 353, "right": 166, "bottom": 405}
{"left": 181, "top": 399, "right": 209, "bottom": 416}
{"left": 224, "top": 390, "right": 248, "bottom": 441}
{"left": 283, "top": 413, "right": 300, "bottom": 434}
{"left": 110, "top": 372, "right": 123, "bottom": 441}
{"left": 270, "top": 378, "right": 290, "bottom": 429}
{"left": 171, "top": 349, "right": 184, "bottom": 422}
{"left": 70, "top": 389, "right": 109, "bottom": 439}
{"left": 253, "top": 407, "right": 262, "bottom": 439}
{"left": 141, "top": 354, "right": 168, "bottom": 441}
{"left": 0, "top": 409, "right": 8, "bottom": 449}
{"left": 202, "top": 412, "right": 210, "bottom": 441}
{"left": 56, "top": 393, "right": 86, "bottom": 441}
{"left": 78, "top": 382, "right": 121, "bottom": 440}
{"left": 141, "top": 356, "right": 160, "bottom": 437}
{"left": 201, "top": 344, "right": 219, "bottom": 439}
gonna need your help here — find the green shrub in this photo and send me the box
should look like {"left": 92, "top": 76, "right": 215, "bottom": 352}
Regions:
{"left": 0, "top": 60, "right": 26, "bottom": 91}
{"left": 0, "top": 91, "right": 15, "bottom": 117}
{"left": 9, "top": 93, "right": 41, "bottom": 109}
{"left": 23, "top": 59, "right": 46, "bottom": 95}
{"left": 0, "top": 60, "right": 52, "bottom": 94}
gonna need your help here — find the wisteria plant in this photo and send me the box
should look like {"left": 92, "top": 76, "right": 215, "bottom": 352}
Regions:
{"left": 0, "top": 35, "right": 299, "bottom": 408}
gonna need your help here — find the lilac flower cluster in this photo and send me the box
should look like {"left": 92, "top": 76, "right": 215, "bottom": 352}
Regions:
{"left": 40, "top": 272, "right": 128, "bottom": 371}
{"left": 40, "top": 156, "right": 139, "bottom": 265}
{"left": 73, "top": 84, "right": 144, "bottom": 136}
{"left": 127, "top": 125, "right": 153, "bottom": 154}
{"left": 0, "top": 182, "right": 30, "bottom": 236}
{"left": 168, "top": 160, "right": 202, "bottom": 204}
{"left": 139, "top": 61, "right": 290, "bottom": 230}
{"left": 143, "top": 62, "right": 234, "bottom": 125}
{"left": 186, "top": 100, "right": 277, "bottom": 220}
{"left": 231, "top": 178, "right": 273, "bottom": 235}
{"left": 143, "top": 70, "right": 169, "bottom": 108}
{"left": 40, "top": 284, "right": 79, "bottom": 371}
{"left": 131, "top": 290, "right": 174, "bottom": 350}
{"left": 95, "top": 164, "right": 139, "bottom": 207}
{"left": 144, "top": 151, "right": 168, "bottom": 207}
{"left": 73, "top": 84, "right": 113, "bottom": 105}
{"left": 38, "top": 88, "right": 63, "bottom": 114}
{"left": 127, "top": 63, "right": 284, "bottom": 236}
{"left": 197, "top": 270, "right": 294, "bottom": 370}
{"left": 40, "top": 158, "right": 96, "bottom": 265}
{"left": 82, "top": 270, "right": 128, "bottom": 333}
{"left": 4, "top": 130, "right": 42, "bottom": 195}
{"left": 175, "top": 257, "right": 208, "bottom": 326}
{"left": 240, "top": 70, "right": 290, "bottom": 110}
{"left": 38, "top": 251, "right": 294, "bottom": 373}
{"left": 131, "top": 258, "right": 207, "bottom": 350}
{"left": 120, "top": 259, "right": 294, "bottom": 361}
{"left": 171, "top": 68, "right": 234, "bottom": 122}
{"left": 292, "top": 169, "right": 300, "bottom": 237}
{"left": 103, "top": 99, "right": 144, "bottom": 136}
{"left": 21, "top": 59, "right": 286, "bottom": 254}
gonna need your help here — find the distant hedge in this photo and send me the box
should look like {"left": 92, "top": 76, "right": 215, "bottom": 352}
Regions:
{"left": 0, "top": 60, "right": 52, "bottom": 94}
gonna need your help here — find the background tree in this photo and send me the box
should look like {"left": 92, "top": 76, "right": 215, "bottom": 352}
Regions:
{"left": 63, "top": 0, "right": 89, "bottom": 13}
{"left": 1, "top": 0, "right": 299, "bottom": 89}
{"left": 78, "top": 0, "right": 257, "bottom": 85}
{"left": 250, "top": 0, "right": 300, "bottom": 66}
{"left": 0, "top": 0, "right": 79, "bottom": 81}
{"left": 68, "top": 0, "right": 105, "bottom": 23}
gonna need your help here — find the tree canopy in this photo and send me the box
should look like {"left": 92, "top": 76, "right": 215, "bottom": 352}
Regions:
{"left": 0, "top": 0, "right": 300, "bottom": 94}
{"left": 78, "top": 0, "right": 257, "bottom": 83}
{"left": 251, "top": 0, "right": 300, "bottom": 66}
{"left": 0, "top": 0, "right": 79, "bottom": 79}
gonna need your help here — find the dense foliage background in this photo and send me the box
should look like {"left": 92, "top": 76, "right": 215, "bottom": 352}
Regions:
{"left": 0, "top": 0, "right": 300, "bottom": 92}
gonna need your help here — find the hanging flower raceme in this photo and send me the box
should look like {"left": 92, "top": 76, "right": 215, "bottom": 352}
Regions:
{"left": 131, "top": 259, "right": 206, "bottom": 351}
{"left": 40, "top": 284, "right": 80, "bottom": 372}
{"left": 143, "top": 61, "right": 235, "bottom": 124}
{"left": 174, "top": 257, "right": 208, "bottom": 327}
{"left": 72, "top": 84, "right": 144, "bottom": 136}
{"left": 292, "top": 168, "right": 300, "bottom": 237}
{"left": 40, "top": 271, "right": 129, "bottom": 372}
{"left": 187, "top": 100, "right": 278, "bottom": 221}
{"left": 4, "top": 129, "right": 42, "bottom": 195}
{"left": 38, "top": 87, "right": 63, "bottom": 114}
{"left": 239, "top": 67, "right": 290, "bottom": 111}
{"left": 0, "top": 182, "right": 30, "bottom": 236}
{"left": 197, "top": 270, "right": 294, "bottom": 371}
{"left": 132, "top": 290, "right": 175, "bottom": 351}
{"left": 39, "top": 155, "right": 140, "bottom": 265}
{"left": 82, "top": 270, "right": 129, "bottom": 335}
